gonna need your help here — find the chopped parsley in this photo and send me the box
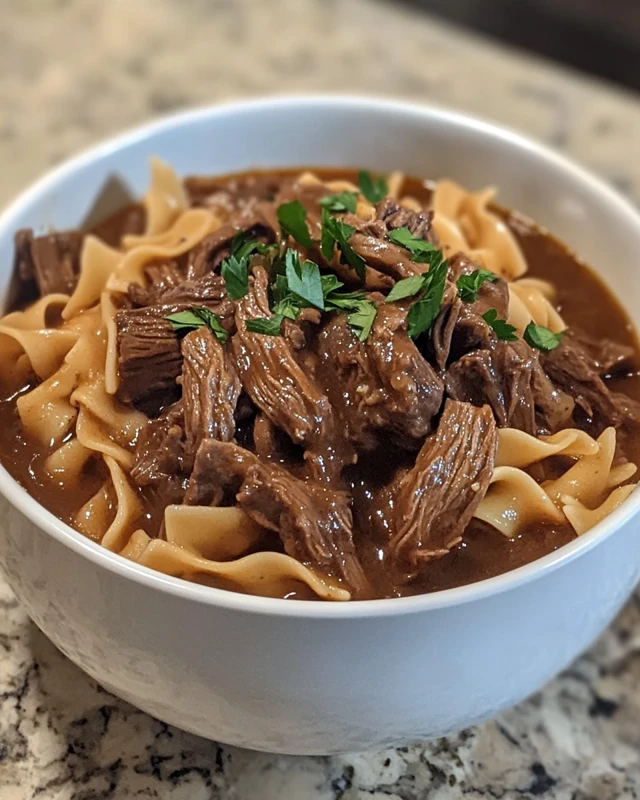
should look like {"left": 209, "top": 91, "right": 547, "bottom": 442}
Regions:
{"left": 319, "top": 191, "right": 358, "bottom": 213}
{"left": 456, "top": 269, "right": 499, "bottom": 303}
{"left": 240, "top": 246, "right": 377, "bottom": 341}
{"left": 283, "top": 249, "right": 324, "bottom": 310}
{"left": 220, "top": 234, "right": 275, "bottom": 300}
{"left": 165, "top": 306, "right": 228, "bottom": 343}
{"left": 482, "top": 308, "right": 518, "bottom": 342}
{"left": 405, "top": 259, "right": 449, "bottom": 339}
{"left": 385, "top": 274, "right": 427, "bottom": 303}
{"left": 523, "top": 322, "right": 564, "bottom": 351}
{"left": 358, "top": 170, "right": 388, "bottom": 204}
{"left": 276, "top": 200, "right": 313, "bottom": 248}
{"left": 320, "top": 208, "right": 367, "bottom": 280}
{"left": 245, "top": 315, "right": 285, "bottom": 336}
{"left": 387, "top": 228, "right": 438, "bottom": 263}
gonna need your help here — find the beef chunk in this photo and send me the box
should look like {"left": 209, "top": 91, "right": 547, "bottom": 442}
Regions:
{"left": 446, "top": 339, "right": 572, "bottom": 434}
{"left": 232, "top": 267, "right": 338, "bottom": 481}
{"left": 238, "top": 460, "right": 369, "bottom": 596}
{"left": 431, "top": 299, "right": 495, "bottom": 370}
{"left": 389, "top": 400, "right": 497, "bottom": 575}
{"left": 448, "top": 252, "right": 509, "bottom": 318}
{"left": 183, "top": 439, "right": 257, "bottom": 507}
{"left": 116, "top": 305, "right": 183, "bottom": 411}
{"left": 318, "top": 307, "right": 444, "bottom": 451}
{"left": 130, "top": 402, "right": 186, "bottom": 503}
{"left": 128, "top": 261, "right": 185, "bottom": 306}
{"left": 14, "top": 228, "right": 83, "bottom": 296}
{"left": 367, "top": 304, "right": 444, "bottom": 442}
{"left": 542, "top": 330, "right": 638, "bottom": 429}
{"left": 181, "top": 327, "right": 240, "bottom": 460}
{"left": 185, "top": 174, "right": 282, "bottom": 211}
{"left": 344, "top": 215, "right": 425, "bottom": 281}
{"left": 186, "top": 204, "right": 276, "bottom": 279}
{"left": 375, "top": 197, "right": 435, "bottom": 242}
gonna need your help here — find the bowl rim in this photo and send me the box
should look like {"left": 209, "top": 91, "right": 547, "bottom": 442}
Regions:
{"left": 2, "top": 93, "right": 640, "bottom": 619}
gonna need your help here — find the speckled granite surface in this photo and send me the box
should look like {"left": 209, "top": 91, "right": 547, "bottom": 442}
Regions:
{"left": 2, "top": 1, "right": 640, "bottom": 798}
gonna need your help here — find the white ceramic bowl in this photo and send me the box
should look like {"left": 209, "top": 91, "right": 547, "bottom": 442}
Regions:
{"left": 1, "top": 96, "right": 639, "bottom": 755}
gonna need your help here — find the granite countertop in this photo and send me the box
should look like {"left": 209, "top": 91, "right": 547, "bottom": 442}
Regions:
{"left": 2, "top": 1, "right": 640, "bottom": 798}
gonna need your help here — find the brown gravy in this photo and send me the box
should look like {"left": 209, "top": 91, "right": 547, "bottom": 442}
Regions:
{"left": 1, "top": 168, "right": 639, "bottom": 599}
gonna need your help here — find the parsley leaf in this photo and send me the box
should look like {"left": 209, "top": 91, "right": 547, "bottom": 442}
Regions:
{"left": 246, "top": 315, "right": 284, "bottom": 336}
{"left": 385, "top": 274, "right": 427, "bottom": 303}
{"left": 523, "top": 322, "right": 564, "bottom": 351}
{"left": 456, "top": 269, "right": 500, "bottom": 303}
{"left": 276, "top": 200, "right": 313, "bottom": 248}
{"left": 347, "top": 301, "right": 378, "bottom": 342}
{"left": 284, "top": 249, "right": 324, "bottom": 310}
{"left": 324, "top": 288, "right": 369, "bottom": 311}
{"left": 406, "top": 258, "right": 449, "bottom": 339}
{"left": 387, "top": 228, "right": 439, "bottom": 263}
{"left": 319, "top": 191, "right": 358, "bottom": 213}
{"left": 483, "top": 309, "right": 518, "bottom": 342}
{"left": 165, "top": 306, "right": 228, "bottom": 343}
{"left": 320, "top": 273, "right": 344, "bottom": 295}
{"left": 320, "top": 208, "right": 366, "bottom": 280}
{"left": 221, "top": 254, "right": 249, "bottom": 300}
{"left": 220, "top": 234, "right": 276, "bottom": 300}
{"left": 358, "top": 170, "right": 388, "bottom": 204}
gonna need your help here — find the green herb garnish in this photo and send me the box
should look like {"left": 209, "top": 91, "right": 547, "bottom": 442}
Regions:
{"left": 523, "top": 322, "right": 564, "bottom": 351}
{"left": 385, "top": 274, "right": 428, "bottom": 303}
{"left": 345, "top": 301, "right": 378, "bottom": 342}
{"left": 276, "top": 200, "right": 313, "bottom": 248}
{"left": 456, "top": 269, "right": 500, "bottom": 303}
{"left": 245, "top": 315, "right": 285, "bottom": 336}
{"left": 405, "top": 259, "right": 449, "bottom": 339}
{"left": 387, "top": 228, "right": 438, "bottom": 263}
{"left": 320, "top": 208, "right": 367, "bottom": 280}
{"left": 220, "top": 235, "right": 276, "bottom": 300}
{"left": 358, "top": 170, "right": 388, "bottom": 204}
{"left": 165, "top": 306, "right": 228, "bottom": 343}
{"left": 319, "top": 191, "right": 358, "bottom": 214}
{"left": 483, "top": 309, "right": 518, "bottom": 342}
{"left": 284, "top": 249, "right": 324, "bottom": 310}
{"left": 220, "top": 254, "right": 249, "bottom": 300}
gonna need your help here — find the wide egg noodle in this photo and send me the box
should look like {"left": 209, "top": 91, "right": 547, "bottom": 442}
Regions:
{"left": 507, "top": 278, "right": 566, "bottom": 335}
{"left": 431, "top": 179, "right": 528, "bottom": 280}
{"left": 474, "top": 465, "right": 566, "bottom": 537}
{"left": 164, "top": 505, "right": 265, "bottom": 561}
{"left": 477, "top": 427, "right": 637, "bottom": 537}
{"left": 495, "top": 428, "right": 599, "bottom": 469}
{"left": 140, "top": 155, "right": 188, "bottom": 237}
{"left": 120, "top": 530, "right": 351, "bottom": 601}
{"left": 561, "top": 484, "right": 637, "bottom": 536}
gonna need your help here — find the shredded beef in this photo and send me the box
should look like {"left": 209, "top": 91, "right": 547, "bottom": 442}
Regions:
{"left": 128, "top": 261, "right": 185, "bottom": 306}
{"left": 186, "top": 203, "right": 276, "bottom": 279}
{"left": 317, "top": 307, "right": 443, "bottom": 451}
{"left": 14, "top": 228, "right": 83, "bottom": 296}
{"left": 130, "top": 402, "right": 186, "bottom": 503}
{"left": 232, "top": 267, "right": 339, "bottom": 481}
{"left": 116, "top": 305, "right": 184, "bottom": 411}
{"left": 238, "top": 460, "right": 369, "bottom": 596}
{"left": 375, "top": 197, "right": 436, "bottom": 242}
{"left": 181, "top": 327, "right": 240, "bottom": 461}
{"left": 542, "top": 330, "right": 639, "bottom": 429}
{"left": 389, "top": 400, "right": 497, "bottom": 575}
{"left": 448, "top": 252, "right": 509, "bottom": 318}
{"left": 445, "top": 339, "right": 571, "bottom": 434}
{"left": 183, "top": 439, "right": 257, "bottom": 507}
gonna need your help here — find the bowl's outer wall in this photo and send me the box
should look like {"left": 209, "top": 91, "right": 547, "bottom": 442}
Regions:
{"left": 1, "top": 495, "right": 639, "bottom": 753}
{"left": 1, "top": 99, "right": 640, "bottom": 753}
